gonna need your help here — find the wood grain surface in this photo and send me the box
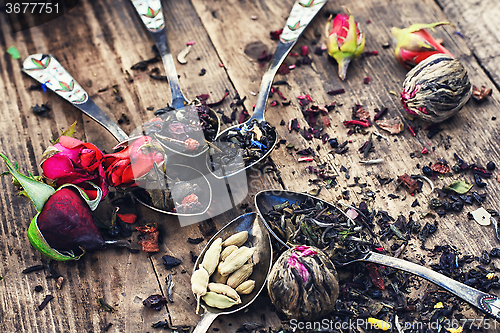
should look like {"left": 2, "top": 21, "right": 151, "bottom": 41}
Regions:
{"left": 1, "top": 0, "right": 500, "bottom": 331}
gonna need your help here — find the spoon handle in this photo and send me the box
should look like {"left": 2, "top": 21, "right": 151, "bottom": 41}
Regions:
{"left": 363, "top": 251, "right": 500, "bottom": 321}
{"left": 252, "top": 0, "right": 327, "bottom": 122}
{"left": 192, "top": 312, "right": 219, "bottom": 333}
{"left": 130, "top": 0, "right": 188, "bottom": 109}
{"left": 22, "top": 54, "right": 128, "bottom": 142}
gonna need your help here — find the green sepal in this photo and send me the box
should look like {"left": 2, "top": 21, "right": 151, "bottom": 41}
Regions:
{"left": 57, "top": 182, "right": 102, "bottom": 211}
{"left": 28, "top": 213, "right": 84, "bottom": 261}
{"left": 0, "top": 153, "right": 55, "bottom": 212}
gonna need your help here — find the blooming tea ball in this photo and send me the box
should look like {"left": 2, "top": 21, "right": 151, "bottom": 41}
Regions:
{"left": 401, "top": 54, "right": 472, "bottom": 123}
{"left": 267, "top": 245, "right": 339, "bottom": 320}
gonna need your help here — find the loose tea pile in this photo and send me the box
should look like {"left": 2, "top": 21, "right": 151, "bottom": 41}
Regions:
{"left": 142, "top": 100, "right": 219, "bottom": 154}
{"left": 208, "top": 120, "right": 276, "bottom": 176}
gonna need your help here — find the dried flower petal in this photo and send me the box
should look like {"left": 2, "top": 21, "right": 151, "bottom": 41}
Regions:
{"left": 472, "top": 85, "right": 492, "bottom": 102}
{"left": 397, "top": 173, "right": 418, "bottom": 193}
{"left": 431, "top": 162, "right": 450, "bottom": 174}
{"left": 375, "top": 117, "right": 404, "bottom": 134}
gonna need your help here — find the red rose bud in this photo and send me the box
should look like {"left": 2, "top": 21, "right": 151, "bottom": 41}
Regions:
{"left": 1, "top": 154, "right": 104, "bottom": 261}
{"left": 102, "top": 136, "right": 164, "bottom": 187}
{"left": 392, "top": 22, "right": 453, "bottom": 70}
{"left": 41, "top": 136, "right": 107, "bottom": 200}
{"left": 325, "top": 11, "right": 365, "bottom": 80}
{"left": 36, "top": 187, "right": 104, "bottom": 253}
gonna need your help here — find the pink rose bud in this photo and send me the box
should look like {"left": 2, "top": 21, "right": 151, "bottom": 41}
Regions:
{"left": 325, "top": 11, "right": 365, "bottom": 80}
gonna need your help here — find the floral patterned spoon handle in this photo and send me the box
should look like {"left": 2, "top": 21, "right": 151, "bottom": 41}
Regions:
{"left": 130, "top": 0, "right": 188, "bottom": 109}
{"left": 22, "top": 54, "right": 129, "bottom": 142}
{"left": 354, "top": 251, "right": 500, "bottom": 321}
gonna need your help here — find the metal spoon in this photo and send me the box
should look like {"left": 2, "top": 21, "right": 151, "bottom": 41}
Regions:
{"left": 192, "top": 212, "right": 272, "bottom": 333}
{"left": 255, "top": 189, "right": 500, "bottom": 321}
{"left": 206, "top": 0, "right": 327, "bottom": 179}
{"left": 130, "top": 0, "right": 220, "bottom": 157}
{"left": 22, "top": 53, "right": 212, "bottom": 218}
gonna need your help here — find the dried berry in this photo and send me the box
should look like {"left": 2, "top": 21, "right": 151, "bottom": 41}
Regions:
{"left": 143, "top": 294, "right": 167, "bottom": 310}
{"left": 487, "top": 161, "right": 496, "bottom": 171}
{"left": 422, "top": 166, "right": 433, "bottom": 176}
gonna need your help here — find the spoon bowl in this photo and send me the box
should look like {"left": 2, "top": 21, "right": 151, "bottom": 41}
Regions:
{"left": 192, "top": 212, "right": 272, "bottom": 333}
{"left": 131, "top": 163, "right": 212, "bottom": 217}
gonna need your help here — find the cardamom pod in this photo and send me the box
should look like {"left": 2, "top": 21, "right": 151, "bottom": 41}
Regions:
{"left": 211, "top": 266, "right": 229, "bottom": 284}
{"left": 208, "top": 283, "right": 241, "bottom": 303}
{"left": 191, "top": 267, "right": 209, "bottom": 314}
{"left": 191, "top": 268, "right": 209, "bottom": 296}
{"left": 235, "top": 280, "right": 255, "bottom": 294}
{"left": 201, "top": 238, "right": 222, "bottom": 275}
{"left": 222, "top": 231, "right": 248, "bottom": 247}
{"left": 202, "top": 291, "right": 239, "bottom": 309}
{"left": 226, "top": 263, "right": 253, "bottom": 289}
{"left": 220, "top": 245, "right": 238, "bottom": 261}
{"left": 219, "top": 246, "right": 256, "bottom": 276}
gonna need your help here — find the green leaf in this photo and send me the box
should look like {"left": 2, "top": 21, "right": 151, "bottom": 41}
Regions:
{"left": 6, "top": 46, "right": 20, "bottom": 59}
{"left": 28, "top": 214, "right": 83, "bottom": 261}
{"left": 0, "top": 153, "right": 55, "bottom": 212}
{"left": 443, "top": 180, "right": 473, "bottom": 194}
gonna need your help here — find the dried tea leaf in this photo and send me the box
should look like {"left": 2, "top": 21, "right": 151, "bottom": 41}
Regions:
{"left": 376, "top": 117, "right": 404, "bottom": 134}
{"left": 443, "top": 180, "right": 473, "bottom": 194}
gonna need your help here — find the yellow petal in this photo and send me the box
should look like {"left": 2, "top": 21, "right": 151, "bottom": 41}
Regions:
{"left": 368, "top": 318, "right": 391, "bottom": 331}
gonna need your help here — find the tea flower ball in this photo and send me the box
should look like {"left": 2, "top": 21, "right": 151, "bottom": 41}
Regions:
{"left": 401, "top": 54, "right": 472, "bottom": 123}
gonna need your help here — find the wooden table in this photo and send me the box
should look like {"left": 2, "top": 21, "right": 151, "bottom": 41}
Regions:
{"left": 1, "top": 0, "right": 500, "bottom": 331}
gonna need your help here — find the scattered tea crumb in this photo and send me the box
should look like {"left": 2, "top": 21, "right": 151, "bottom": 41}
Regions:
{"left": 38, "top": 295, "right": 53, "bottom": 311}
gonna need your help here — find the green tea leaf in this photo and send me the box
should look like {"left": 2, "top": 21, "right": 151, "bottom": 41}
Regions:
{"left": 6, "top": 46, "right": 20, "bottom": 59}
{"left": 443, "top": 180, "right": 473, "bottom": 194}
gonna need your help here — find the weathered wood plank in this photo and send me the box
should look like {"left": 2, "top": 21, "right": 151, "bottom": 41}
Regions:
{"left": 435, "top": 0, "right": 500, "bottom": 89}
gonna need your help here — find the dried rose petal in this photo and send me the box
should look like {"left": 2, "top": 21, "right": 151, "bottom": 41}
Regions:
{"left": 366, "top": 263, "right": 385, "bottom": 289}
{"left": 375, "top": 117, "right": 404, "bottom": 134}
{"left": 182, "top": 193, "right": 199, "bottom": 205}
{"left": 497, "top": 172, "right": 500, "bottom": 183}
{"left": 137, "top": 226, "right": 159, "bottom": 252}
{"left": 363, "top": 77, "right": 371, "bottom": 84}
{"left": 298, "top": 157, "right": 314, "bottom": 162}
{"left": 431, "top": 162, "right": 450, "bottom": 174}
{"left": 184, "top": 138, "right": 200, "bottom": 151}
{"left": 472, "top": 85, "right": 492, "bottom": 102}
{"left": 343, "top": 119, "right": 370, "bottom": 128}
{"left": 421, "top": 147, "right": 429, "bottom": 154}
{"left": 322, "top": 117, "right": 331, "bottom": 127}
{"left": 300, "top": 46, "right": 309, "bottom": 56}
{"left": 270, "top": 29, "right": 283, "bottom": 40}
{"left": 355, "top": 107, "right": 370, "bottom": 121}
{"left": 117, "top": 213, "right": 137, "bottom": 224}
